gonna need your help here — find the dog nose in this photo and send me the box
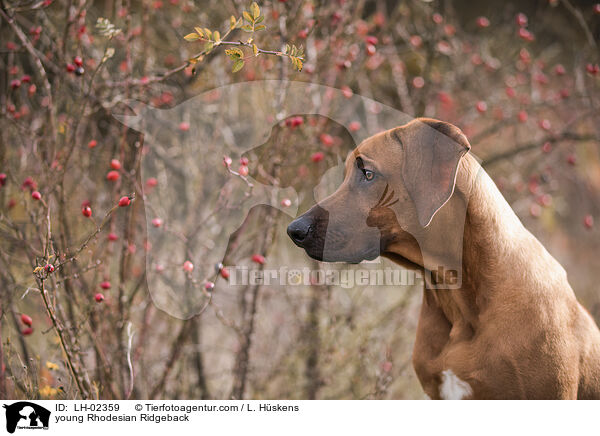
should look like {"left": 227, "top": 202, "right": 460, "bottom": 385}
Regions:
{"left": 287, "top": 216, "right": 312, "bottom": 244}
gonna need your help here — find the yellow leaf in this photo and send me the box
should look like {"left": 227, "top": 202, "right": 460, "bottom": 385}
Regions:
{"left": 252, "top": 44, "right": 258, "bottom": 56}
{"left": 243, "top": 11, "right": 253, "bottom": 22}
{"left": 232, "top": 59, "right": 245, "bottom": 73}
{"left": 184, "top": 32, "right": 200, "bottom": 41}
{"left": 213, "top": 30, "right": 220, "bottom": 42}
{"left": 230, "top": 16, "right": 237, "bottom": 29}
{"left": 194, "top": 27, "right": 205, "bottom": 38}
{"left": 46, "top": 361, "right": 59, "bottom": 370}
{"left": 250, "top": 2, "right": 260, "bottom": 19}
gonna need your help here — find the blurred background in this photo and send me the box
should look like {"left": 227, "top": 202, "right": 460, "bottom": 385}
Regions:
{"left": 1, "top": 0, "right": 599, "bottom": 399}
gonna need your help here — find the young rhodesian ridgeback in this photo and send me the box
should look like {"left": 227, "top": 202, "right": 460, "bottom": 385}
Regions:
{"left": 287, "top": 118, "right": 600, "bottom": 399}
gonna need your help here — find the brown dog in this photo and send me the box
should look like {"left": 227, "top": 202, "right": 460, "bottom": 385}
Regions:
{"left": 287, "top": 118, "right": 600, "bottom": 399}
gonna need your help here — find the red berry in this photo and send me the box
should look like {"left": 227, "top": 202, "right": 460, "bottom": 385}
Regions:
{"left": 311, "top": 151, "right": 325, "bottom": 163}
{"left": 251, "top": 254, "right": 265, "bottom": 265}
{"left": 505, "top": 86, "right": 516, "bottom": 98}
{"left": 291, "top": 116, "right": 304, "bottom": 127}
{"left": 0, "top": 173, "right": 6, "bottom": 186}
{"left": 44, "top": 263, "right": 54, "bottom": 273}
{"left": 20, "top": 75, "right": 31, "bottom": 83}
{"left": 554, "top": 64, "right": 566, "bottom": 75}
{"left": 518, "top": 110, "right": 528, "bottom": 123}
{"left": 567, "top": 154, "right": 577, "bottom": 165}
{"left": 145, "top": 177, "right": 158, "bottom": 188}
{"left": 151, "top": 217, "right": 163, "bottom": 227}
{"left": 82, "top": 206, "right": 92, "bottom": 217}
{"left": 586, "top": 63, "right": 599, "bottom": 75}
{"left": 516, "top": 13, "right": 528, "bottom": 27}
{"left": 10, "top": 79, "right": 21, "bottom": 89}
{"left": 381, "top": 361, "right": 393, "bottom": 373}
{"left": 94, "top": 293, "right": 105, "bottom": 303}
{"left": 74, "top": 56, "right": 83, "bottom": 67}
{"left": 365, "top": 44, "right": 376, "bottom": 56}
{"left": 204, "top": 281, "right": 215, "bottom": 291}
{"left": 66, "top": 64, "right": 76, "bottom": 73}
{"left": 178, "top": 121, "right": 190, "bottom": 131}
{"left": 349, "top": 121, "right": 361, "bottom": 132}
{"left": 31, "top": 191, "right": 41, "bottom": 200}
{"left": 412, "top": 77, "right": 425, "bottom": 88}
{"left": 476, "top": 16, "right": 490, "bottom": 28}
{"left": 88, "top": 139, "right": 97, "bottom": 148}
{"left": 239, "top": 156, "right": 249, "bottom": 166}
{"left": 594, "top": 4, "right": 600, "bottom": 14}
{"left": 20, "top": 314, "right": 33, "bottom": 326}
{"left": 238, "top": 165, "right": 249, "bottom": 177}
{"left": 542, "top": 142, "right": 552, "bottom": 153}
{"left": 110, "top": 159, "right": 121, "bottom": 170}
{"left": 21, "top": 177, "right": 35, "bottom": 190}
{"left": 320, "top": 133, "right": 335, "bottom": 146}
{"left": 22, "top": 327, "right": 33, "bottom": 336}
{"left": 220, "top": 267, "right": 230, "bottom": 279}
{"left": 410, "top": 35, "right": 422, "bottom": 48}
{"left": 584, "top": 215, "right": 594, "bottom": 229}
{"left": 341, "top": 86, "right": 353, "bottom": 99}
{"left": 106, "top": 170, "right": 120, "bottom": 181}
{"left": 538, "top": 119, "right": 551, "bottom": 130}
{"left": 518, "top": 28, "right": 534, "bottom": 42}
{"left": 223, "top": 156, "right": 232, "bottom": 167}
{"left": 476, "top": 101, "right": 487, "bottom": 113}
{"left": 6, "top": 42, "right": 17, "bottom": 50}
{"left": 118, "top": 196, "right": 131, "bottom": 207}
{"left": 100, "top": 281, "right": 111, "bottom": 289}
{"left": 183, "top": 260, "right": 194, "bottom": 272}
{"left": 365, "top": 35, "right": 378, "bottom": 45}
{"left": 108, "top": 232, "right": 118, "bottom": 241}
{"left": 281, "top": 198, "right": 292, "bottom": 208}
{"left": 432, "top": 13, "right": 443, "bottom": 24}
{"left": 559, "top": 88, "right": 570, "bottom": 99}
{"left": 530, "top": 203, "right": 541, "bottom": 218}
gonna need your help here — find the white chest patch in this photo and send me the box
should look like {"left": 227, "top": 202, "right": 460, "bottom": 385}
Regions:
{"left": 440, "top": 369, "right": 473, "bottom": 400}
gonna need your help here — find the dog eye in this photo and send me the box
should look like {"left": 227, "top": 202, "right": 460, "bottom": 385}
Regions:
{"left": 364, "top": 169, "right": 374, "bottom": 181}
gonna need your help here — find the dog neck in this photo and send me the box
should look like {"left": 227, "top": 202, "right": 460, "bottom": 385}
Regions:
{"left": 384, "top": 153, "right": 561, "bottom": 331}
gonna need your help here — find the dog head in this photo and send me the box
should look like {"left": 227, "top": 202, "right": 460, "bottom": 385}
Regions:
{"left": 287, "top": 118, "right": 471, "bottom": 264}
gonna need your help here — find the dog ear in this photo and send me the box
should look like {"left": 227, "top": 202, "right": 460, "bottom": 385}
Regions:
{"left": 392, "top": 118, "right": 471, "bottom": 227}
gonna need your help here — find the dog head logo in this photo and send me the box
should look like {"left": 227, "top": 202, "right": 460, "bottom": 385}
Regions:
{"left": 114, "top": 81, "right": 470, "bottom": 318}
{"left": 3, "top": 402, "right": 51, "bottom": 433}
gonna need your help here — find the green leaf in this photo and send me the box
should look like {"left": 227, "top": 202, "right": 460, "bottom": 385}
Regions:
{"left": 255, "top": 15, "right": 264, "bottom": 24}
{"left": 250, "top": 2, "right": 260, "bottom": 19}
{"left": 254, "top": 24, "right": 266, "bottom": 31}
{"left": 232, "top": 58, "right": 245, "bottom": 73}
{"left": 184, "top": 32, "right": 200, "bottom": 41}
{"left": 204, "top": 28, "right": 212, "bottom": 39}
{"left": 243, "top": 11, "right": 253, "bottom": 23}
{"left": 241, "top": 24, "right": 254, "bottom": 32}
{"left": 213, "top": 30, "right": 221, "bottom": 42}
